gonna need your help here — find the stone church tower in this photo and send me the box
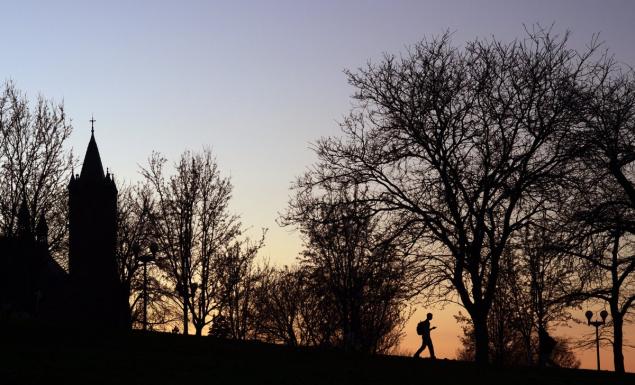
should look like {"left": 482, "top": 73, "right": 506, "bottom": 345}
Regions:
{"left": 68, "top": 124, "right": 122, "bottom": 328}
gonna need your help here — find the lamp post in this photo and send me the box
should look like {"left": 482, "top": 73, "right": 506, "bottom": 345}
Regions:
{"left": 585, "top": 309, "right": 609, "bottom": 371}
{"left": 134, "top": 241, "right": 158, "bottom": 331}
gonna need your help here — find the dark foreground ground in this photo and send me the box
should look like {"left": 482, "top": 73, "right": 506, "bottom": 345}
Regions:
{"left": 0, "top": 323, "right": 632, "bottom": 385}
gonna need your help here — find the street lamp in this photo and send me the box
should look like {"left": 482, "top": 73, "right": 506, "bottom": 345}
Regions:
{"left": 585, "top": 309, "right": 609, "bottom": 371}
{"left": 134, "top": 241, "right": 158, "bottom": 331}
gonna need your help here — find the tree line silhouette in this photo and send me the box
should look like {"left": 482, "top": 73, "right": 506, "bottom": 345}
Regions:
{"left": 0, "top": 25, "right": 633, "bottom": 374}
{"left": 289, "top": 26, "right": 634, "bottom": 372}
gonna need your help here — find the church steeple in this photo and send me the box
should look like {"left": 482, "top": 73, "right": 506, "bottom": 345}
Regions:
{"left": 79, "top": 130, "right": 105, "bottom": 180}
{"left": 68, "top": 117, "right": 122, "bottom": 329}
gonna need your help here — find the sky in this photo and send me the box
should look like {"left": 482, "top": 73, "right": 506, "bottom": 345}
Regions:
{"left": 2, "top": 0, "right": 634, "bottom": 371}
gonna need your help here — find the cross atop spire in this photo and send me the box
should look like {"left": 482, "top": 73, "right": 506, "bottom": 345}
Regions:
{"left": 90, "top": 115, "right": 96, "bottom": 134}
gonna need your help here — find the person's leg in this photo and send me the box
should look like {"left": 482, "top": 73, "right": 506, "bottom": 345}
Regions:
{"left": 413, "top": 339, "right": 427, "bottom": 358}
{"left": 427, "top": 337, "right": 436, "bottom": 359}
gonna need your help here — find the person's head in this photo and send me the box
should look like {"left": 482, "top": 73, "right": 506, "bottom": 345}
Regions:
{"left": 426, "top": 312, "right": 433, "bottom": 320}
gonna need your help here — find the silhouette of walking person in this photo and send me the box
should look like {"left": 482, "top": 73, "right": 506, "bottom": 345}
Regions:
{"left": 414, "top": 312, "right": 436, "bottom": 359}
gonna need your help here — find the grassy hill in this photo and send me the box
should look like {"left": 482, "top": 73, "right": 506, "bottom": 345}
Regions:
{"left": 0, "top": 323, "right": 632, "bottom": 385}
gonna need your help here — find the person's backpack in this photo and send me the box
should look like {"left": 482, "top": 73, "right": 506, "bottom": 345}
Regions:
{"left": 416, "top": 321, "right": 424, "bottom": 335}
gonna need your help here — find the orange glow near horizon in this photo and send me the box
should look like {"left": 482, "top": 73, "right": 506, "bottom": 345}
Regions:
{"left": 400, "top": 305, "right": 635, "bottom": 372}
{"left": 261, "top": 238, "right": 634, "bottom": 373}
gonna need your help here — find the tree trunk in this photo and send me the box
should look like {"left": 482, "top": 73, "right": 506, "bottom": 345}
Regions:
{"left": 182, "top": 293, "right": 189, "bottom": 335}
{"left": 195, "top": 323, "right": 203, "bottom": 337}
{"left": 609, "top": 232, "right": 624, "bottom": 374}
{"left": 612, "top": 312, "right": 625, "bottom": 374}
{"left": 473, "top": 311, "right": 490, "bottom": 365}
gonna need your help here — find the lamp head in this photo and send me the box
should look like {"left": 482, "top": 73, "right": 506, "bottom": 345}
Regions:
{"left": 600, "top": 310, "right": 609, "bottom": 323}
{"left": 150, "top": 241, "right": 159, "bottom": 256}
{"left": 585, "top": 310, "right": 593, "bottom": 324}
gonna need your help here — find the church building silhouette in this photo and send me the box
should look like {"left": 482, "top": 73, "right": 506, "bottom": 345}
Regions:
{"left": 68, "top": 123, "right": 125, "bottom": 328}
{"left": 0, "top": 123, "right": 127, "bottom": 329}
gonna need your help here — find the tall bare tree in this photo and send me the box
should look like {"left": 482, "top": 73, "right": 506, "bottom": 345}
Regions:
{"left": 557, "top": 184, "right": 635, "bottom": 374}
{"left": 0, "top": 81, "right": 74, "bottom": 265}
{"left": 296, "top": 28, "right": 600, "bottom": 363}
{"left": 141, "top": 149, "right": 241, "bottom": 335}
{"left": 115, "top": 182, "right": 155, "bottom": 328}
{"left": 494, "top": 209, "right": 582, "bottom": 366}
{"left": 561, "top": 62, "right": 635, "bottom": 374}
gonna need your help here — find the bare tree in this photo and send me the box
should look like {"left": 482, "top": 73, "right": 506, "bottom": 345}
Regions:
{"left": 252, "top": 265, "right": 306, "bottom": 346}
{"left": 0, "top": 81, "right": 74, "bottom": 265}
{"left": 558, "top": 196, "right": 635, "bottom": 374}
{"left": 296, "top": 28, "right": 600, "bottom": 363}
{"left": 455, "top": 310, "right": 580, "bottom": 368}
{"left": 282, "top": 183, "right": 420, "bottom": 353}
{"left": 265, "top": 265, "right": 342, "bottom": 347}
{"left": 141, "top": 149, "right": 241, "bottom": 335}
{"left": 495, "top": 209, "right": 582, "bottom": 366}
{"left": 252, "top": 263, "right": 348, "bottom": 348}
{"left": 596, "top": 228, "right": 635, "bottom": 374}
{"left": 574, "top": 65, "right": 635, "bottom": 219}
{"left": 557, "top": 63, "right": 635, "bottom": 373}
{"left": 115, "top": 182, "right": 155, "bottom": 328}
{"left": 214, "top": 234, "right": 265, "bottom": 340}
{"left": 190, "top": 156, "right": 242, "bottom": 336}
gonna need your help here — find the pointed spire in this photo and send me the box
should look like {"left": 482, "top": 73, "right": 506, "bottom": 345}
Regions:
{"left": 80, "top": 118, "right": 105, "bottom": 181}
{"left": 17, "top": 196, "right": 33, "bottom": 240}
